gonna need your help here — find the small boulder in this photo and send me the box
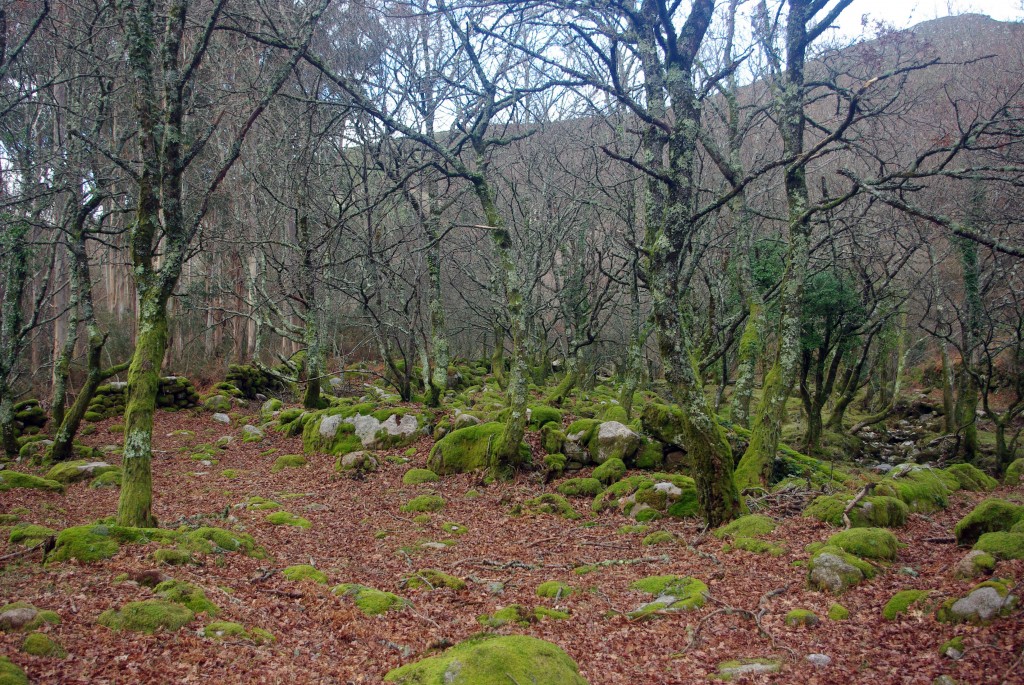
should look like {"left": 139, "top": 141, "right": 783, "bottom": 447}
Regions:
{"left": 211, "top": 413, "right": 231, "bottom": 425}
{"left": 952, "top": 550, "right": 997, "bottom": 579}
{"left": 594, "top": 421, "right": 640, "bottom": 463}
{"left": 936, "top": 579, "right": 1018, "bottom": 624}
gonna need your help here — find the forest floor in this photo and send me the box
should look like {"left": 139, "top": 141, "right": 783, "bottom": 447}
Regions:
{"left": 1, "top": 406, "right": 1022, "bottom": 684}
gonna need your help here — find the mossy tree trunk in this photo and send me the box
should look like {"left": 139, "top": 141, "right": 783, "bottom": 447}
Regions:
{"left": 298, "top": 216, "right": 323, "bottom": 410}
{"left": 0, "top": 221, "right": 36, "bottom": 458}
{"left": 954, "top": 235, "right": 981, "bottom": 461}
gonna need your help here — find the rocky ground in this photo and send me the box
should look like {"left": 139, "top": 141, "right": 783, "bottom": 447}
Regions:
{"left": 1, "top": 405, "right": 1022, "bottom": 684}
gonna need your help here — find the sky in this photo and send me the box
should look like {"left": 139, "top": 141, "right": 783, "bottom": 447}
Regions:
{"left": 832, "top": 0, "right": 1022, "bottom": 38}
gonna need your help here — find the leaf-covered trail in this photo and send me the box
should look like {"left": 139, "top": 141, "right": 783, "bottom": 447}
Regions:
{"left": 1, "top": 409, "right": 1022, "bottom": 684}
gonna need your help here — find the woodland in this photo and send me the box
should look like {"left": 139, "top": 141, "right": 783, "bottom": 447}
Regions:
{"left": 0, "top": 0, "right": 1023, "bottom": 683}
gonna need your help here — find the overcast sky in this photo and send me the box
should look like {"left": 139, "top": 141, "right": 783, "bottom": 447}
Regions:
{"left": 832, "top": 0, "right": 1021, "bottom": 38}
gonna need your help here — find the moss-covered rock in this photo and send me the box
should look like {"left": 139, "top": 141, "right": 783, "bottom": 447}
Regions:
{"left": 271, "top": 454, "right": 306, "bottom": 473}
{"left": 1004, "top": 458, "right": 1024, "bottom": 486}
{"left": 627, "top": 575, "right": 708, "bottom": 619}
{"left": 401, "top": 495, "right": 446, "bottom": 513}
{"left": 0, "top": 603, "right": 61, "bottom": 632}
{"left": 245, "top": 496, "right": 281, "bottom": 511}
{"left": 535, "top": 581, "right": 573, "bottom": 599}
{"left": 8, "top": 524, "right": 55, "bottom": 546}
{"left": 529, "top": 405, "right": 562, "bottom": 428}
{"left": 403, "top": 569, "right": 466, "bottom": 591}
{"left": 333, "top": 584, "right": 409, "bottom": 615}
{"left": 807, "top": 545, "right": 877, "bottom": 594}
{"left": 804, "top": 494, "right": 908, "bottom": 528}
{"left": 0, "top": 656, "right": 28, "bottom": 684}
{"left": 883, "top": 589, "right": 933, "bottom": 620}
{"left": 541, "top": 424, "right": 565, "bottom": 455}
{"left": 973, "top": 532, "right": 1024, "bottom": 560}
{"left": 153, "top": 580, "right": 218, "bottom": 615}
{"left": 183, "top": 527, "right": 264, "bottom": 557}
{"left": 47, "top": 524, "right": 173, "bottom": 564}
{"left": 21, "top": 632, "right": 66, "bottom": 658}
{"left": 282, "top": 565, "right": 328, "bottom": 584}
{"left": 0, "top": 470, "right": 64, "bottom": 493}
{"left": 713, "top": 514, "right": 776, "bottom": 539}
{"left": 784, "top": 609, "right": 819, "bottom": 627}
{"left": 642, "top": 531, "right": 675, "bottom": 546}
{"left": 716, "top": 658, "right": 782, "bottom": 680}
{"left": 556, "top": 477, "right": 604, "bottom": 498}
{"left": 944, "top": 463, "right": 998, "bottom": 492}
{"left": 440, "top": 522, "right": 467, "bottom": 536}
{"left": 43, "top": 460, "right": 120, "bottom": 485}
{"left": 89, "top": 470, "right": 122, "bottom": 488}
{"left": 97, "top": 600, "right": 194, "bottom": 633}
{"left": 403, "top": 468, "right": 439, "bottom": 485}
{"left": 723, "top": 537, "right": 786, "bottom": 556}
{"left": 952, "top": 549, "right": 997, "bottom": 579}
{"left": 477, "top": 604, "right": 531, "bottom": 628}
{"left": 954, "top": 499, "right": 1023, "bottom": 545}
{"left": 875, "top": 466, "right": 957, "bottom": 513}
{"left": 592, "top": 473, "right": 698, "bottom": 520}
{"left": 592, "top": 457, "right": 626, "bottom": 485}
{"left": 427, "top": 422, "right": 529, "bottom": 477}
{"left": 201, "top": 621, "right": 275, "bottom": 644}
{"left": 383, "top": 634, "right": 589, "bottom": 684}
{"left": 826, "top": 528, "right": 899, "bottom": 560}
{"left": 828, "top": 603, "right": 849, "bottom": 620}
{"left": 265, "top": 511, "right": 311, "bottom": 529}
{"left": 935, "top": 579, "right": 1018, "bottom": 624}
{"left": 633, "top": 439, "right": 664, "bottom": 471}
{"left": 543, "top": 453, "right": 566, "bottom": 475}
{"left": 153, "top": 548, "right": 193, "bottom": 565}
{"left": 510, "top": 493, "right": 579, "bottom": 520}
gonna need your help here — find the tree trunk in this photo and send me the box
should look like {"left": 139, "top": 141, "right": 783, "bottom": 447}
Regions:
{"left": 0, "top": 388, "right": 17, "bottom": 458}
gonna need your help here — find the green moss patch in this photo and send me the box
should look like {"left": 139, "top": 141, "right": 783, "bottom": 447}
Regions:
{"left": 478, "top": 604, "right": 531, "bottom": 628}
{"left": 826, "top": 527, "right": 899, "bottom": 560}
{"left": 784, "top": 609, "right": 818, "bottom": 627}
{"left": 973, "top": 532, "right": 1024, "bottom": 560}
{"left": 266, "top": 511, "right": 311, "bottom": 529}
{"left": 383, "top": 634, "right": 588, "bottom": 684}
{"left": 511, "top": 493, "right": 580, "bottom": 520}
{"left": 807, "top": 545, "right": 877, "bottom": 593}
{"left": 536, "top": 581, "right": 573, "bottom": 599}
{"left": 875, "top": 466, "right": 957, "bottom": 513}
{"left": 945, "top": 463, "right": 998, "bottom": 491}
{"left": 403, "top": 468, "right": 439, "bottom": 485}
{"left": 628, "top": 575, "right": 708, "bottom": 618}
{"left": 724, "top": 537, "right": 786, "bottom": 556}
{"left": 153, "top": 580, "right": 218, "bottom": 615}
{"left": 282, "top": 565, "right": 328, "bottom": 584}
{"left": 556, "top": 477, "right": 604, "bottom": 498}
{"left": 153, "top": 548, "right": 194, "bottom": 565}
{"left": 882, "top": 589, "right": 933, "bottom": 620}
{"left": 592, "top": 458, "right": 626, "bottom": 485}
{"left": 0, "top": 470, "right": 64, "bottom": 493}
{"left": 642, "top": 531, "right": 675, "bottom": 546}
{"left": 828, "top": 603, "right": 849, "bottom": 620}
{"left": 426, "top": 422, "right": 529, "bottom": 477}
{"left": 98, "top": 600, "right": 194, "bottom": 633}
{"left": 0, "top": 656, "right": 28, "bottom": 684}
{"left": 713, "top": 514, "right": 776, "bottom": 539}
{"left": 333, "top": 584, "right": 409, "bottom": 615}
{"left": 90, "top": 470, "right": 122, "bottom": 488}
{"left": 401, "top": 495, "right": 446, "bottom": 513}
{"left": 44, "top": 460, "right": 119, "bottom": 484}
{"left": 440, "top": 522, "right": 467, "bottom": 536}
{"left": 530, "top": 405, "right": 563, "bottom": 428}
{"left": 1004, "top": 458, "right": 1024, "bottom": 486}
{"left": 0, "top": 602, "right": 61, "bottom": 631}
{"left": 936, "top": 578, "right": 1019, "bottom": 624}
{"left": 954, "top": 499, "right": 1023, "bottom": 545}
{"left": 21, "top": 631, "right": 65, "bottom": 658}
{"left": 8, "top": 523, "right": 55, "bottom": 546}
{"left": 245, "top": 496, "right": 281, "bottom": 511}
{"left": 804, "top": 494, "right": 908, "bottom": 528}
{"left": 402, "top": 569, "right": 466, "bottom": 591}
{"left": 201, "top": 621, "right": 275, "bottom": 644}
{"left": 271, "top": 454, "right": 307, "bottom": 473}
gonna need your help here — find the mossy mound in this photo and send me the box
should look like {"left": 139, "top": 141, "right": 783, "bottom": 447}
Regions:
{"left": 716, "top": 658, "right": 782, "bottom": 680}
{"left": 642, "top": 531, "right": 675, "bottom": 546}
{"left": 529, "top": 405, "right": 563, "bottom": 428}
{"left": 541, "top": 424, "right": 566, "bottom": 455}
{"left": 21, "top": 631, "right": 66, "bottom": 658}
{"left": 510, "top": 493, "right": 580, "bottom": 520}
{"left": 98, "top": 600, "right": 194, "bottom": 633}
{"left": 403, "top": 569, "right": 466, "bottom": 591}
{"left": 784, "top": 609, "right": 819, "bottom": 627}
{"left": 440, "top": 522, "right": 467, "bottom": 536}
{"left": 0, "top": 602, "right": 61, "bottom": 632}
{"left": 44, "top": 460, "right": 120, "bottom": 485}
{"left": 883, "top": 590, "right": 934, "bottom": 620}
{"left": 1004, "top": 458, "right": 1024, "bottom": 486}
{"left": 973, "top": 532, "right": 1024, "bottom": 560}
{"left": 401, "top": 495, "right": 446, "bottom": 513}
{"left": 828, "top": 603, "right": 849, "bottom": 620}
{"left": 90, "top": 470, "right": 122, "bottom": 488}
{"left": 713, "top": 514, "right": 776, "bottom": 539}
{"left": 153, "top": 580, "right": 218, "bottom": 615}
{"left": 383, "top": 634, "right": 589, "bottom": 684}
{"left": 245, "top": 496, "right": 281, "bottom": 511}
{"left": 271, "top": 454, "right": 306, "bottom": 473}
{"left": 536, "top": 581, "right": 573, "bottom": 599}
{"left": 8, "top": 524, "right": 56, "bottom": 546}
{"left": 723, "top": 537, "right": 786, "bottom": 556}
{"left": 282, "top": 565, "right": 328, "bottom": 584}
{"left": 403, "top": 468, "right": 439, "bottom": 485}
{"left": 935, "top": 579, "right": 1018, "bottom": 624}
{"left": 477, "top": 604, "right": 531, "bottom": 628}
{"left": 0, "top": 470, "right": 64, "bottom": 493}
{"left": 0, "top": 656, "right": 28, "bottom": 684}
{"left": 427, "top": 422, "right": 529, "bottom": 477}
{"left": 333, "top": 584, "right": 409, "bottom": 615}
{"left": 628, "top": 575, "right": 708, "bottom": 619}
{"left": 200, "top": 621, "right": 274, "bottom": 644}
{"left": 592, "top": 457, "right": 626, "bottom": 485}
{"left": 556, "top": 477, "right": 604, "bottom": 498}
{"left": 807, "top": 545, "right": 877, "bottom": 594}
{"left": 592, "top": 473, "right": 698, "bottom": 520}
{"left": 954, "top": 499, "right": 1023, "bottom": 545}
{"left": 183, "top": 527, "right": 264, "bottom": 557}
{"left": 804, "top": 494, "right": 908, "bottom": 528}
{"left": 48, "top": 523, "right": 264, "bottom": 563}
{"left": 944, "top": 463, "right": 998, "bottom": 492}
{"left": 825, "top": 527, "right": 899, "bottom": 560}
{"left": 875, "top": 466, "right": 957, "bottom": 513}
{"left": 265, "top": 511, "right": 311, "bottom": 529}
{"left": 153, "top": 548, "right": 193, "bottom": 565}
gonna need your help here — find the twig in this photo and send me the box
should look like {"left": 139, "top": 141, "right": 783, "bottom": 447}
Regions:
{"left": 0, "top": 540, "right": 46, "bottom": 563}
{"left": 843, "top": 483, "right": 876, "bottom": 529}
{"left": 923, "top": 536, "right": 957, "bottom": 544}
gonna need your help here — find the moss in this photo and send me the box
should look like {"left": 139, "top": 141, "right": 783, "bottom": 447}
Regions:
{"left": 939, "top": 636, "right": 965, "bottom": 658}
{"left": 725, "top": 537, "right": 785, "bottom": 556}
{"left": 412, "top": 515, "right": 431, "bottom": 524}
{"left": 152, "top": 580, "right": 218, "bottom": 615}
{"left": 617, "top": 524, "right": 649, "bottom": 535}
{"left": 0, "top": 471, "right": 64, "bottom": 493}
{"left": 0, "top": 603, "right": 61, "bottom": 632}
{"left": 43, "top": 460, "right": 116, "bottom": 485}
{"left": 634, "top": 440, "right": 664, "bottom": 470}
{"left": 883, "top": 589, "right": 933, "bottom": 620}
{"left": 249, "top": 627, "right": 275, "bottom": 644}
{"left": 184, "top": 527, "right": 264, "bottom": 557}
{"left": 543, "top": 453, "right": 566, "bottom": 475}
{"left": 716, "top": 657, "right": 782, "bottom": 680}
{"left": 826, "top": 527, "right": 899, "bottom": 560}
{"left": 383, "top": 633, "right": 588, "bottom": 685}
{"left": 427, "top": 422, "right": 528, "bottom": 477}
{"left": 804, "top": 494, "right": 908, "bottom": 528}
{"left": 628, "top": 575, "right": 708, "bottom": 618}
{"left": 403, "top": 468, "right": 440, "bottom": 485}
{"left": 401, "top": 495, "right": 446, "bottom": 513}
{"left": 534, "top": 607, "right": 570, "bottom": 620}
{"left": 201, "top": 621, "right": 247, "bottom": 639}
{"left": 944, "top": 463, "right": 998, "bottom": 492}
{"left": 784, "top": 609, "right": 819, "bottom": 627}
{"left": 935, "top": 578, "right": 1019, "bottom": 624}
{"left": 97, "top": 600, "right": 194, "bottom": 633}
{"left": 556, "top": 477, "right": 604, "bottom": 498}
{"left": 8, "top": 524, "right": 55, "bottom": 546}
{"left": 511, "top": 493, "right": 580, "bottom": 520}
{"left": 441, "top": 522, "right": 467, "bottom": 536}
{"left": 1004, "top": 458, "right": 1024, "bottom": 486}
{"left": 90, "top": 470, "right": 122, "bottom": 488}
{"left": 828, "top": 603, "right": 849, "bottom": 620}
{"left": 245, "top": 496, "right": 281, "bottom": 511}
{"left": 478, "top": 604, "right": 531, "bottom": 628}
{"left": 954, "top": 499, "right": 1023, "bottom": 545}
{"left": 281, "top": 564, "right": 328, "bottom": 584}
{"left": 46, "top": 525, "right": 121, "bottom": 563}
{"left": 0, "top": 657, "right": 28, "bottom": 685}
{"left": 271, "top": 454, "right": 306, "bottom": 473}
{"left": 875, "top": 467, "right": 956, "bottom": 513}
{"left": 973, "top": 532, "right": 1024, "bottom": 560}
{"left": 529, "top": 405, "right": 562, "bottom": 428}
{"left": 403, "top": 569, "right": 466, "bottom": 591}
{"left": 713, "top": 514, "right": 776, "bottom": 539}
{"left": 641, "top": 531, "right": 675, "bottom": 546}
{"left": 592, "top": 457, "right": 626, "bottom": 485}
{"left": 541, "top": 425, "right": 565, "bottom": 455}
{"left": 535, "top": 581, "right": 573, "bottom": 599}
{"left": 333, "top": 584, "right": 409, "bottom": 615}
{"left": 265, "top": 511, "right": 311, "bottom": 529}
{"left": 153, "top": 548, "right": 193, "bottom": 565}
{"left": 807, "top": 545, "right": 877, "bottom": 593}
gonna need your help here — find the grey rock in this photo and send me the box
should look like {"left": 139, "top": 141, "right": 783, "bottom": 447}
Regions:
{"left": 806, "top": 654, "right": 831, "bottom": 667}
{"left": 0, "top": 607, "right": 38, "bottom": 631}
{"left": 948, "top": 586, "right": 1015, "bottom": 622}
{"left": 952, "top": 550, "right": 994, "bottom": 580}
{"left": 808, "top": 553, "right": 865, "bottom": 594}
{"left": 717, "top": 660, "right": 781, "bottom": 679}
{"left": 319, "top": 414, "right": 346, "bottom": 439}
{"left": 452, "top": 412, "right": 481, "bottom": 430}
{"left": 933, "top": 676, "right": 958, "bottom": 685}
{"left": 211, "top": 413, "right": 231, "bottom": 425}
{"left": 241, "top": 425, "right": 264, "bottom": 440}
{"left": 594, "top": 421, "right": 640, "bottom": 464}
